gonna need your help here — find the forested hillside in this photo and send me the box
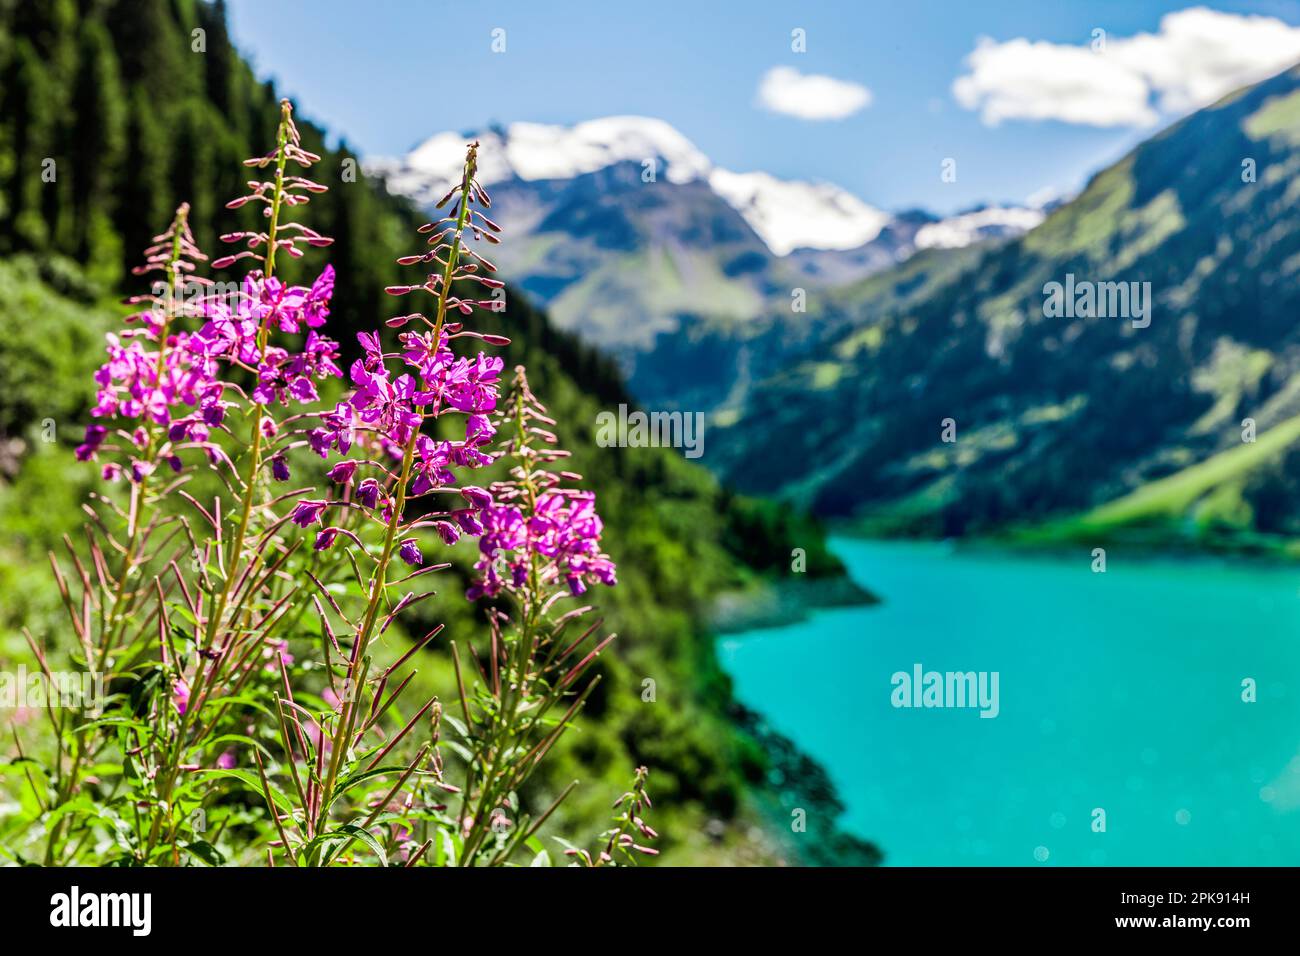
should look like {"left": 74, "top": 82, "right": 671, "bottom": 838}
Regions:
{"left": 714, "top": 62, "right": 1300, "bottom": 550}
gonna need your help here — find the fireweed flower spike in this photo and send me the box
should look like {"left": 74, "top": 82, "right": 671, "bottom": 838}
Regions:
{"left": 292, "top": 143, "right": 640, "bottom": 867}
{"left": 78, "top": 204, "right": 213, "bottom": 623}
{"left": 466, "top": 368, "right": 617, "bottom": 602}
{"left": 566, "top": 765, "right": 658, "bottom": 866}
{"left": 27, "top": 120, "right": 651, "bottom": 868}
{"left": 78, "top": 204, "right": 212, "bottom": 475}
{"left": 39, "top": 204, "right": 211, "bottom": 864}
{"left": 454, "top": 366, "right": 622, "bottom": 865}
{"left": 130, "top": 99, "right": 341, "bottom": 862}
{"left": 309, "top": 140, "right": 509, "bottom": 836}
{"left": 186, "top": 101, "right": 340, "bottom": 642}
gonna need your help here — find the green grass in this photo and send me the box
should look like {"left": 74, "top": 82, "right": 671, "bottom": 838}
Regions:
{"left": 1245, "top": 88, "right": 1300, "bottom": 144}
{"left": 1020, "top": 413, "right": 1300, "bottom": 541}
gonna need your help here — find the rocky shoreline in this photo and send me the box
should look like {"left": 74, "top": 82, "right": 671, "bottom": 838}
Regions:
{"left": 710, "top": 573, "right": 877, "bottom": 634}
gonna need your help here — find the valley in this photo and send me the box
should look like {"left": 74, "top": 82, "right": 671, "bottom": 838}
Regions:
{"left": 372, "top": 67, "right": 1300, "bottom": 553}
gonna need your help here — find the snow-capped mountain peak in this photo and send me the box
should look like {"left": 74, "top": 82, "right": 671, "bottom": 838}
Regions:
{"left": 369, "top": 116, "right": 1039, "bottom": 259}
{"left": 370, "top": 116, "right": 893, "bottom": 257}
{"left": 387, "top": 116, "right": 711, "bottom": 193}
{"left": 707, "top": 169, "right": 890, "bottom": 256}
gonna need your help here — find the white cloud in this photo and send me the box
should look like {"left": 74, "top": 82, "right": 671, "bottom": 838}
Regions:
{"left": 954, "top": 37, "right": 1156, "bottom": 127}
{"left": 756, "top": 66, "right": 872, "bottom": 120}
{"left": 953, "top": 7, "right": 1300, "bottom": 128}
{"left": 1111, "top": 8, "right": 1300, "bottom": 113}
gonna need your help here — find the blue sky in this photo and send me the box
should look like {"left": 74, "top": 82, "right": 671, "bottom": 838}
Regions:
{"left": 227, "top": 1, "right": 1300, "bottom": 214}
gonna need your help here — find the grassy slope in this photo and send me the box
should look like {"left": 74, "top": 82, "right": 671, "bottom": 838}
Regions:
{"left": 1013, "top": 413, "right": 1300, "bottom": 554}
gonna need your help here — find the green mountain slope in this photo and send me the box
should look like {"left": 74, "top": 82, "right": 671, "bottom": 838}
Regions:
{"left": 714, "top": 62, "right": 1300, "bottom": 546}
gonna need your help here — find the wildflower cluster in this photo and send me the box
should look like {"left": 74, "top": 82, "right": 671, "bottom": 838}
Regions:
{"left": 469, "top": 370, "right": 617, "bottom": 600}
{"left": 74, "top": 204, "right": 214, "bottom": 477}
{"left": 299, "top": 141, "right": 509, "bottom": 565}
{"left": 15, "top": 103, "right": 649, "bottom": 869}
{"left": 188, "top": 267, "right": 340, "bottom": 415}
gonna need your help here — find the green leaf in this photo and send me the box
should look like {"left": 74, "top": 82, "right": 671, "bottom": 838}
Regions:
{"left": 184, "top": 840, "right": 225, "bottom": 867}
{"left": 198, "top": 692, "right": 279, "bottom": 722}
{"left": 72, "top": 715, "right": 151, "bottom": 734}
{"left": 442, "top": 741, "right": 474, "bottom": 763}
{"left": 323, "top": 824, "right": 389, "bottom": 866}
{"left": 168, "top": 602, "right": 199, "bottom": 627}
{"left": 203, "top": 733, "right": 276, "bottom": 760}
{"left": 193, "top": 768, "right": 295, "bottom": 812}
{"left": 42, "top": 793, "right": 99, "bottom": 829}
{"left": 441, "top": 714, "right": 469, "bottom": 738}
{"left": 325, "top": 765, "right": 417, "bottom": 815}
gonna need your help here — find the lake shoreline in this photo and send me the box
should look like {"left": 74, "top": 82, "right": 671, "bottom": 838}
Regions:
{"left": 708, "top": 567, "right": 884, "bottom": 864}
{"left": 710, "top": 573, "right": 877, "bottom": 634}
{"left": 838, "top": 519, "right": 1300, "bottom": 564}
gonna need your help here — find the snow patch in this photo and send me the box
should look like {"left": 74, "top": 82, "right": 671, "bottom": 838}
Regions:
{"left": 708, "top": 169, "right": 890, "bottom": 256}
{"left": 369, "top": 115, "right": 1040, "bottom": 258}
{"left": 914, "top": 206, "right": 1046, "bottom": 250}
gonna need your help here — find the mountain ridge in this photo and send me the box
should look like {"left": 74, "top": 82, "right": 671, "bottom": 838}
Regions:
{"left": 369, "top": 116, "right": 1045, "bottom": 412}
{"left": 712, "top": 61, "right": 1300, "bottom": 545}
{"left": 369, "top": 114, "right": 1045, "bottom": 259}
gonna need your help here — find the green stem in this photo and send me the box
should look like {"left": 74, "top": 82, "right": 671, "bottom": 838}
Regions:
{"left": 460, "top": 392, "right": 543, "bottom": 866}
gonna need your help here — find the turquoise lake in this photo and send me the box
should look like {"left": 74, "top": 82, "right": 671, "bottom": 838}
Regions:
{"left": 718, "top": 538, "right": 1300, "bottom": 865}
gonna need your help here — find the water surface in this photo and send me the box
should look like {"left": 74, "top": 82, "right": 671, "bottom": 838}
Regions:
{"left": 719, "top": 538, "right": 1300, "bottom": 865}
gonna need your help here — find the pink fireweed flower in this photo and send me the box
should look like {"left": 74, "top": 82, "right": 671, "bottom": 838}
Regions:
{"left": 327, "top": 459, "right": 358, "bottom": 484}
{"left": 81, "top": 192, "right": 343, "bottom": 486}
{"left": 466, "top": 369, "right": 617, "bottom": 601}
{"left": 74, "top": 424, "right": 108, "bottom": 462}
{"left": 241, "top": 266, "right": 335, "bottom": 334}
{"left": 397, "top": 538, "right": 423, "bottom": 567}
{"left": 309, "top": 402, "right": 356, "bottom": 458}
{"left": 299, "top": 140, "right": 522, "bottom": 620}
{"left": 290, "top": 499, "right": 329, "bottom": 527}
{"left": 468, "top": 493, "right": 616, "bottom": 599}
{"left": 409, "top": 436, "right": 454, "bottom": 496}
{"left": 355, "top": 477, "right": 382, "bottom": 510}
{"left": 263, "top": 639, "right": 294, "bottom": 671}
{"left": 460, "top": 485, "right": 493, "bottom": 509}
{"left": 188, "top": 269, "right": 343, "bottom": 407}
{"left": 453, "top": 508, "right": 484, "bottom": 535}
{"left": 308, "top": 333, "right": 504, "bottom": 478}
{"left": 83, "top": 334, "right": 219, "bottom": 478}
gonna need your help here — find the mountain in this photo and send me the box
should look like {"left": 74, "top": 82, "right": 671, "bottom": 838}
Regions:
{"left": 712, "top": 62, "right": 1300, "bottom": 548}
{"left": 369, "top": 117, "right": 1043, "bottom": 411}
